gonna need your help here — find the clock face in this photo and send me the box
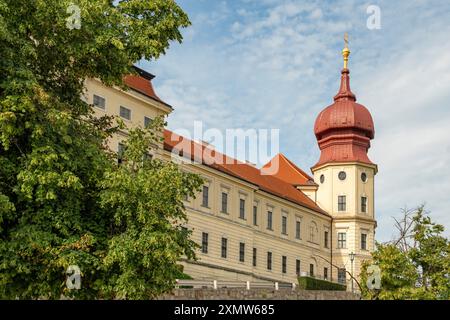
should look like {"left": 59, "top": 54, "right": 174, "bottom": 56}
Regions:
{"left": 338, "top": 171, "right": 346, "bottom": 181}
{"left": 320, "top": 174, "right": 325, "bottom": 184}
{"left": 361, "top": 172, "right": 368, "bottom": 182}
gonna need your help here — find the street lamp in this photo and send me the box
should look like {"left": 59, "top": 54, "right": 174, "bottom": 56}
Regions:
{"left": 349, "top": 252, "right": 355, "bottom": 293}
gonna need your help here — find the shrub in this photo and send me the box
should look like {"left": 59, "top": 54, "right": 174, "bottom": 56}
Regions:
{"left": 298, "top": 276, "right": 347, "bottom": 291}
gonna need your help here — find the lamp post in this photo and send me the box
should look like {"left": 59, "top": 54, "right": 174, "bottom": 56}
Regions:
{"left": 349, "top": 252, "right": 355, "bottom": 293}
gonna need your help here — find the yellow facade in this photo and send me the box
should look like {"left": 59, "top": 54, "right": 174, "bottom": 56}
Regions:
{"left": 84, "top": 71, "right": 376, "bottom": 291}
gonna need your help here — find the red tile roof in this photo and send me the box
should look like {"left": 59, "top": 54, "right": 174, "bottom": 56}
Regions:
{"left": 262, "top": 153, "right": 316, "bottom": 186}
{"left": 164, "top": 130, "right": 329, "bottom": 217}
{"left": 123, "top": 68, "right": 172, "bottom": 109}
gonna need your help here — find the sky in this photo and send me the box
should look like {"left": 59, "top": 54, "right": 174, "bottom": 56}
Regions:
{"left": 140, "top": 0, "right": 450, "bottom": 242}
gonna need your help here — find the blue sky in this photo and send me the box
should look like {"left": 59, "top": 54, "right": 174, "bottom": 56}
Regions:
{"left": 140, "top": 0, "right": 450, "bottom": 242}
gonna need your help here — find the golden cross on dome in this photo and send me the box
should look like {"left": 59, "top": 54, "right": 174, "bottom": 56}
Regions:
{"left": 342, "top": 33, "right": 351, "bottom": 69}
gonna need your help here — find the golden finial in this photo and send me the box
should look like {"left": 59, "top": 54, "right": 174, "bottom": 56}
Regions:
{"left": 342, "top": 33, "right": 350, "bottom": 69}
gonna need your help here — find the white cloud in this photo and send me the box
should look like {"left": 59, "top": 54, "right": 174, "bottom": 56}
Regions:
{"left": 148, "top": 0, "right": 450, "bottom": 241}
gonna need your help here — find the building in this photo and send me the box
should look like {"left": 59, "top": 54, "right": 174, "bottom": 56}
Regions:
{"left": 83, "top": 42, "right": 377, "bottom": 290}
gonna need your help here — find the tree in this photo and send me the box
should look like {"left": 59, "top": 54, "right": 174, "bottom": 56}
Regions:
{"left": 360, "top": 205, "right": 450, "bottom": 300}
{"left": 0, "top": 0, "right": 203, "bottom": 299}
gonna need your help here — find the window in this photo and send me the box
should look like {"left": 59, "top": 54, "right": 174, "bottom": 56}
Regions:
{"left": 239, "top": 199, "right": 245, "bottom": 219}
{"left": 119, "top": 106, "right": 131, "bottom": 120}
{"left": 252, "top": 248, "right": 257, "bottom": 267}
{"left": 201, "top": 232, "right": 208, "bottom": 254}
{"left": 281, "top": 216, "right": 287, "bottom": 235}
{"left": 221, "top": 238, "right": 227, "bottom": 258}
{"left": 267, "top": 211, "right": 273, "bottom": 230}
{"left": 282, "top": 256, "right": 287, "bottom": 274}
{"left": 361, "top": 233, "right": 367, "bottom": 250}
{"left": 324, "top": 231, "right": 329, "bottom": 248}
{"left": 338, "top": 232, "right": 347, "bottom": 249}
{"left": 295, "top": 221, "right": 301, "bottom": 239}
{"left": 239, "top": 242, "right": 245, "bottom": 262}
{"left": 338, "top": 195, "right": 346, "bottom": 211}
{"left": 361, "top": 172, "right": 368, "bottom": 182}
{"left": 338, "top": 171, "right": 347, "bottom": 180}
{"left": 118, "top": 143, "right": 125, "bottom": 164}
{"left": 143, "top": 153, "right": 152, "bottom": 161}
{"left": 338, "top": 268, "right": 346, "bottom": 284}
{"left": 267, "top": 252, "right": 272, "bottom": 270}
{"left": 221, "top": 192, "right": 228, "bottom": 213}
{"left": 253, "top": 205, "right": 258, "bottom": 226}
{"left": 93, "top": 94, "right": 105, "bottom": 109}
{"left": 361, "top": 196, "right": 367, "bottom": 213}
{"left": 309, "top": 264, "right": 314, "bottom": 277}
{"left": 296, "top": 259, "right": 301, "bottom": 276}
{"left": 320, "top": 174, "right": 325, "bottom": 184}
{"left": 144, "top": 116, "right": 152, "bottom": 128}
{"left": 202, "top": 186, "right": 209, "bottom": 207}
{"left": 324, "top": 267, "right": 328, "bottom": 280}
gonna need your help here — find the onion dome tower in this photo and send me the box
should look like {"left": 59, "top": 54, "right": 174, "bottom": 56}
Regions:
{"left": 313, "top": 40, "right": 375, "bottom": 169}
{"left": 311, "top": 34, "right": 377, "bottom": 287}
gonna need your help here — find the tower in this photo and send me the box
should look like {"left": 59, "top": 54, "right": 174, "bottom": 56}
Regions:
{"left": 312, "top": 36, "right": 377, "bottom": 289}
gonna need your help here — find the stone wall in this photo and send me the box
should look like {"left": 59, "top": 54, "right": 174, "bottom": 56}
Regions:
{"left": 159, "top": 288, "right": 360, "bottom": 300}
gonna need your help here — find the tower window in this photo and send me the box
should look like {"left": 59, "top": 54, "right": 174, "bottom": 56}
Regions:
{"left": 202, "top": 232, "right": 208, "bottom": 254}
{"left": 361, "top": 196, "right": 367, "bottom": 213}
{"left": 252, "top": 248, "right": 257, "bottom": 267}
{"left": 296, "top": 259, "right": 301, "bottom": 276}
{"left": 338, "top": 195, "right": 346, "bottom": 211}
{"left": 324, "top": 231, "right": 329, "bottom": 248}
{"left": 338, "top": 232, "right": 347, "bottom": 249}
{"left": 282, "top": 256, "right": 287, "bottom": 274}
{"left": 338, "top": 171, "right": 347, "bottom": 181}
{"left": 324, "top": 267, "right": 328, "bottom": 280}
{"left": 309, "top": 263, "right": 314, "bottom": 276}
{"left": 361, "top": 233, "right": 367, "bottom": 250}
{"left": 320, "top": 174, "right": 325, "bottom": 184}
{"left": 361, "top": 172, "right": 368, "bottom": 182}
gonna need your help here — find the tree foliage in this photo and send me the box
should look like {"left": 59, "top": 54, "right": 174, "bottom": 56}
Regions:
{"left": 0, "top": 0, "right": 203, "bottom": 299}
{"left": 360, "top": 205, "right": 450, "bottom": 300}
